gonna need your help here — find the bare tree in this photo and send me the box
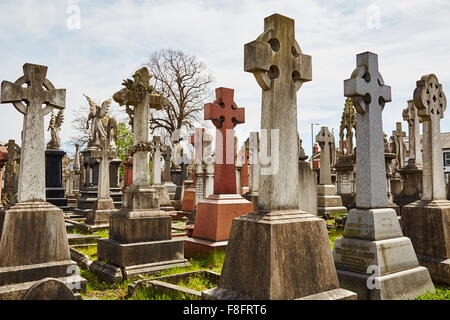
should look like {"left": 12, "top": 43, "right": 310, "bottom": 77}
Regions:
{"left": 70, "top": 104, "right": 90, "bottom": 149}
{"left": 144, "top": 49, "right": 214, "bottom": 141}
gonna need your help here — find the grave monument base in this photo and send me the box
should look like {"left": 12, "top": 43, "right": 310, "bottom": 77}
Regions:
{"left": 151, "top": 184, "right": 175, "bottom": 211}
{"left": 317, "top": 185, "right": 347, "bottom": 216}
{"left": 77, "top": 198, "right": 117, "bottom": 233}
{"left": 333, "top": 207, "right": 435, "bottom": 299}
{"left": 184, "top": 238, "right": 228, "bottom": 258}
{"left": 401, "top": 200, "right": 450, "bottom": 285}
{"left": 203, "top": 210, "right": 351, "bottom": 300}
{"left": 93, "top": 185, "right": 189, "bottom": 283}
{"left": 185, "top": 194, "right": 253, "bottom": 257}
{"left": 243, "top": 191, "right": 258, "bottom": 208}
{"left": 0, "top": 201, "right": 86, "bottom": 299}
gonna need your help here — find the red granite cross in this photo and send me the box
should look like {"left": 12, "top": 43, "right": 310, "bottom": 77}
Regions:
{"left": 204, "top": 87, "right": 245, "bottom": 194}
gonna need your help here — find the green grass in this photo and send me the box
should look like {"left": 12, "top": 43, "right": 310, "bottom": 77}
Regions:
{"left": 80, "top": 269, "right": 133, "bottom": 300}
{"left": 416, "top": 285, "right": 450, "bottom": 300}
{"left": 328, "top": 228, "right": 344, "bottom": 250}
{"left": 77, "top": 245, "right": 97, "bottom": 261}
{"left": 175, "top": 273, "right": 216, "bottom": 292}
{"left": 67, "top": 227, "right": 109, "bottom": 239}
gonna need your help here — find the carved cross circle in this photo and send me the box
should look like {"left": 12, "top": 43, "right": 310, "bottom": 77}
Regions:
{"left": 414, "top": 74, "right": 447, "bottom": 121}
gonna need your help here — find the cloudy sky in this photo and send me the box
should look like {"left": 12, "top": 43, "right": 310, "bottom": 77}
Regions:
{"left": 0, "top": 0, "right": 449, "bottom": 157}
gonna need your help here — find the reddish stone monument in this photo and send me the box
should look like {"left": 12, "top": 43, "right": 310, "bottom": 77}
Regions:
{"left": 184, "top": 87, "right": 253, "bottom": 257}
{"left": 122, "top": 156, "right": 133, "bottom": 193}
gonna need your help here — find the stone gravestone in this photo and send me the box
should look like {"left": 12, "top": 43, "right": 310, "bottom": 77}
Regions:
{"left": 243, "top": 132, "right": 259, "bottom": 207}
{"left": 161, "top": 146, "right": 177, "bottom": 199}
{"left": 395, "top": 100, "right": 423, "bottom": 209}
{"left": 204, "top": 14, "right": 355, "bottom": 300}
{"left": 0, "top": 63, "right": 86, "bottom": 299}
{"left": 74, "top": 95, "right": 122, "bottom": 215}
{"left": 390, "top": 122, "right": 407, "bottom": 198}
{"left": 239, "top": 144, "right": 249, "bottom": 195}
{"left": 2, "top": 139, "right": 20, "bottom": 207}
{"left": 316, "top": 126, "right": 347, "bottom": 216}
{"left": 45, "top": 110, "right": 69, "bottom": 211}
{"left": 401, "top": 74, "right": 450, "bottom": 285}
{"left": 333, "top": 52, "right": 434, "bottom": 299}
{"left": 22, "top": 278, "right": 80, "bottom": 300}
{"left": 150, "top": 136, "right": 174, "bottom": 211}
{"left": 384, "top": 133, "right": 400, "bottom": 215}
{"left": 92, "top": 67, "right": 188, "bottom": 283}
{"left": 184, "top": 87, "right": 254, "bottom": 258}
{"left": 81, "top": 139, "right": 118, "bottom": 232}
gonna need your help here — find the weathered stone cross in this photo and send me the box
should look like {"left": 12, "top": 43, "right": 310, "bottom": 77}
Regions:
{"left": 91, "top": 139, "right": 117, "bottom": 201}
{"left": 413, "top": 74, "right": 447, "bottom": 200}
{"left": 151, "top": 136, "right": 166, "bottom": 186}
{"left": 316, "top": 126, "right": 334, "bottom": 185}
{"left": 392, "top": 122, "right": 407, "bottom": 169}
{"left": 402, "top": 100, "right": 422, "bottom": 167}
{"left": 344, "top": 52, "right": 392, "bottom": 209}
{"left": 244, "top": 13, "right": 311, "bottom": 211}
{"left": 1, "top": 63, "right": 66, "bottom": 202}
{"left": 113, "top": 67, "right": 169, "bottom": 187}
{"left": 204, "top": 87, "right": 244, "bottom": 195}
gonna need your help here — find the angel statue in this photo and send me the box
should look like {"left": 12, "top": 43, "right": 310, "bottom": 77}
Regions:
{"left": 84, "top": 94, "right": 118, "bottom": 150}
{"left": 47, "top": 110, "right": 64, "bottom": 150}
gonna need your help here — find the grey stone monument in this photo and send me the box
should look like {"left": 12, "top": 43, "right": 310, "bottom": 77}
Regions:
{"left": 0, "top": 63, "right": 86, "bottom": 299}
{"left": 316, "top": 126, "right": 347, "bottom": 216}
{"left": 91, "top": 67, "right": 188, "bottom": 283}
{"left": 333, "top": 52, "right": 434, "bottom": 299}
{"left": 203, "top": 14, "right": 355, "bottom": 300}
{"left": 395, "top": 100, "right": 423, "bottom": 209}
{"left": 151, "top": 136, "right": 174, "bottom": 211}
{"left": 243, "top": 132, "right": 259, "bottom": 207}
{"left": 401, "top": 74, "right": 450, "bottom": 285}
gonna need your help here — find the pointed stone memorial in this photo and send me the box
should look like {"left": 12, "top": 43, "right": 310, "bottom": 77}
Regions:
{"left": 396, "top": 100, "right": 423, "bottom": 209}
{"left": 316, "top": 126, "right": 347, "bottom": 216}
{"left": 151, "top": 136, "right": 174, "bottom": 211}
{"left": 0, "top": 63, "right": 86, "bottom": 298}
{"left": 184, "top": 87, "right": 253, "bottom": 258}
{"left": 203, "top": 14, "right": 355, "bottom": 300}
{"left": 81, "top": 139, "right": 118, "bottom": 232}
{"left": 333, "top": 52, "right": 434, "bottom": 299}
{"left": 401, "top": 74, "right": 450, "bottom": 285}
{"left": 92, "top": 67, "right": 188, "bottom": 282}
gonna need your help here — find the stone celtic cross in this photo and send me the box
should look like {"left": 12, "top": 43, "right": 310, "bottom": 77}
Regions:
{"left": 413, "top": 74, "right": 447, "bottom": 200}
{"left": 204, "top": 87, "right": 244, "bottom": 195}
{"left": 316, "top": 126, "right": 334, "bottom": 185}
{"left": 1, "top": 63, "right": 66, "bottom": 202}
{"left": 92, "top": 139, "right": 117, "bottom": 200}
{"left": 344, "top": 52, "right": 392, "bottom": 209}
{"left": 392, "top": 122, "right": 407, "bottom": 169}
{"left": 402, "top": 100, "right": 422, "bottom": 167}
{"left": 244, "top": 13, "right": 311, "bottom": 211}
{"left": 151, "top": 136, "right": 166, "bottom": 186}
{"left": 113, "top": 67, "right": 169, "bottom": 187}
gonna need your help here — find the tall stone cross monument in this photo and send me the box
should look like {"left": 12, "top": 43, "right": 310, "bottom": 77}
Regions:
{"left": 316, "top": 127, "right": 334, "bottom": 185}
{"left": 151, "top": 135, "right": 173, "bottom": 210}
{"left": 204, "top": 87, "right": 244, "bottom": 195}
{"left": 93, "top": 67, "right": 188, "bottom": 282}
{"left": 402, "top": 100, "right": 422, "bottom": 167}
{"left": 0, "top": 63, "right": 86, "bottom": 298}
{"left": 1, "top": 63, "right": 65, "bottom": 202}
{"left": 316, "top": 126, "right": 347, "bottom": 215}
{"left": 84, "top": 138, "right": 118, "bottom": 229}
{"left": 402, "top": 74, "right": 450, "bottom": 285}
{"left": 392, "top": 122, "right": 407, "bottom": 169}
{"left": 203, "top": 14, "right": 356, "bottom": 301}
{"left": 185, "top": 88, "right": 253, "bottom": 258}
{"left": 333, "top": 52, "right": 434, "bottom": 300}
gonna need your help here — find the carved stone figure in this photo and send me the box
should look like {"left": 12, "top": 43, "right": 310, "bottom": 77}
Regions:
{"left": 46, "top": 110, "right": 64, "bottom": 150}
{"left": 84, "top": 94, "right": 118, "bottom": 149}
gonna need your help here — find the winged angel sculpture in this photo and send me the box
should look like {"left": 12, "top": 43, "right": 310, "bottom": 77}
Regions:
{"left": 47, "top": 110, "right": 64, "bottom": 150}
{"left": 84, "top": 94, "right": 118, "bottom": 150}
